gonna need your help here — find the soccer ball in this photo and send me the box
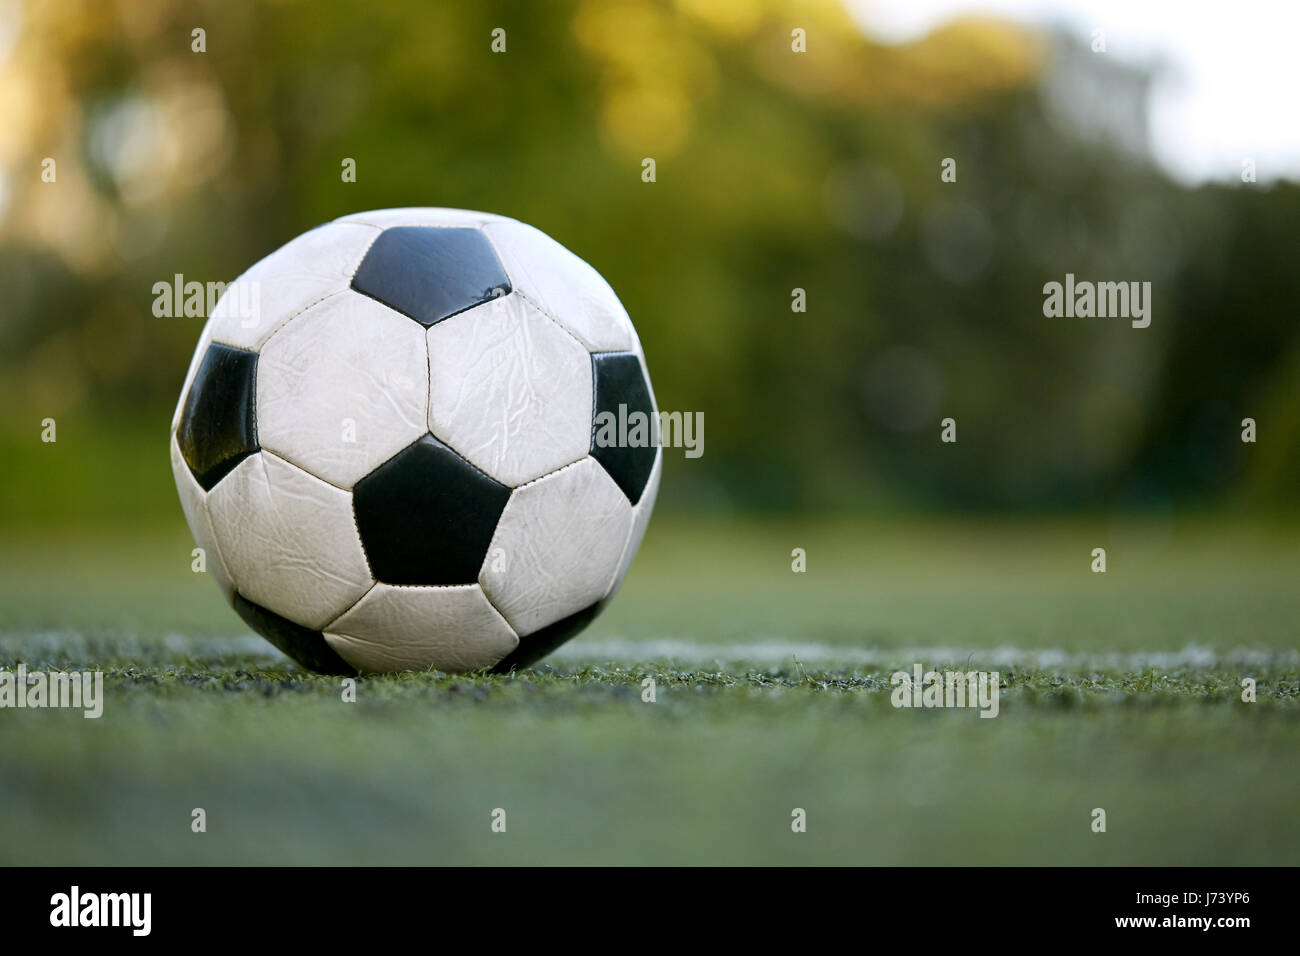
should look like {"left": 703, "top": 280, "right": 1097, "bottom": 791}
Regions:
{"left": 170, "top": 208, "right": 660, "bottom": 674}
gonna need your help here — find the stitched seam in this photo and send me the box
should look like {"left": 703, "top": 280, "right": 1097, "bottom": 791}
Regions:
{"left": 177, "top": 434, "right": 240, "bottom": 594}
{"left": 510, "top": 454, "right": 591, "bottom": 493}
{"left": 212, "top": 285, "right": 350, "bottom": 352}
{"left": 257, "top": 449, "right": 376, "bottom": 596}
{"left": 211, "top": 221, "right": 383, "bottom": 349}
{"left": 513, "top": 287, "right": 599, "bottom": 352}
{"left": 420, "top": 433, "right": 511, "bottom": 489}
{"left": 359, "top": 583, "right": 483, "bottom": 592}
{"left": 477, "top": 578, "right": 522, "bottom": 649}
{"left": 325, "top": 579, "right": 377, "bottom": 632}
{"left": 260, "top": 448, "right": 352, "bottom": 493}
{"left": 589, "top": 351, "right": 599, "bottom": 457}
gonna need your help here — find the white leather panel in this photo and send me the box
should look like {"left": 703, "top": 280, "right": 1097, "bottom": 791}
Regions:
{"left": 206, "top": 451, "right": 373, "bottom": 628}
{"left": 481, "top": 220, "right": 636, "bottom": 352}
{"left": 207, "top": 221, "right": 380, "bottom": 352}
{"left": 427, "top": 292, "right": 592, "bottom": 487}
{"left": 324, "top": 583, "right": 519, "bottom": 673}
{"left": 257, "top": 290, "right": 429, "bottom": 490}
{"left": 479, "top": 457, "right": 633, "bottom": 636}
{"left": 606, "top": 446, "right": 661, "bottom": 602}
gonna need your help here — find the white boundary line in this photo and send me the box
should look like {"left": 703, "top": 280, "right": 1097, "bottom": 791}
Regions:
{"left": 1, "top": 632, "right": 1296, "bottom": 670}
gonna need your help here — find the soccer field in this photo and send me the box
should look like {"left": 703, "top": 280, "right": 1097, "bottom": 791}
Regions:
{"left": 1, "top": 516, "right": 1296, "bottom": 866}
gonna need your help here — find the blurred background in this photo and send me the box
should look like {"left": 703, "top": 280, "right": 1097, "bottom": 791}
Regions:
{"left": 1, "top": 0, "right": 1298, "bottom": 868}
{"left": 1, "top": 0, "right": 1296, "bottom": 537}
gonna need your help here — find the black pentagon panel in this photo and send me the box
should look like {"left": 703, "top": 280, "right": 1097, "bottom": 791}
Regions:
{"left": 353, "top": 434, "right": 511, "bottom": 586}
{"left": 590, "top": 352, "right": 656, "bottom": 505}
{"left": 177, "top": 343, "right": 259, "bottom": 491}
{"left": 232, "top": 592, "right": 356, "bottom": 675}
{"left": 351, "top": 226, "right": 511, "bottom": 327}
{"left": 489, "top": 601, "right": 605, "bottom": 674}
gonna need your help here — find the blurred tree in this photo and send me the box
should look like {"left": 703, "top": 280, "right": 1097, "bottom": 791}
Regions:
{"left": 0, "top": 0, "right": 1295, "bottom": 524}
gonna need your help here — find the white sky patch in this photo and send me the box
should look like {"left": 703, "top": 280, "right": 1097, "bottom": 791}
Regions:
{"left": 847, "top": 0, "right": 1300, "bottom": 184}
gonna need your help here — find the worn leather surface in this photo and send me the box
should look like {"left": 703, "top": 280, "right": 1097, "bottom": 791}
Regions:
{"left": 172, "top": 208, "right": 661, "bottom": 672}
{"left": 427, "top": 292, "right": 592, "bottom": 488}
{"left": 206, "top": 451, "right": 373, "bottom": 629}
{"left": 482, "top": 219, "right": 636, "bottom": 352}
{"left": 257, "top": 290, "right": 429, "bottom": 490}
{"left": 208, "top": 221, "right": 381, "bottom": 352}
{"left": 324, "top": 583, "right": 519, "bottom": 673}
{"left": 606, "top": 447, "right": 662, "bottom": 604}
{"left": 480, "top": 457, "right": 633, "bottom": 636}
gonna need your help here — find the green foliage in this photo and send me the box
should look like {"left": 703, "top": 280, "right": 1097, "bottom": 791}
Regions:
{"left": 1, "top": 1, "right": 1296, "bottom": 519}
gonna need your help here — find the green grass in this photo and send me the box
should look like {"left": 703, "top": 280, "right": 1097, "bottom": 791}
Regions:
{"left": 1, "top": 516, "right": 1298, "bottom": 865}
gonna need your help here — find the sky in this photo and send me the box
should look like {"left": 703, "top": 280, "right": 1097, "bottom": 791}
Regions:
{"left": 848, "top": 0, "right": 1300, "bottom": 184}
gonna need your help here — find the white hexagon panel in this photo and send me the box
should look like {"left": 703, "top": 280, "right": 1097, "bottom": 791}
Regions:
{"left": 256, "top": 291, "right": 429, "bottom": 489}
{"left": 479, "top": 457, "right": 634, "bottom": 636}
{"left": 205, "top": 451, "right": 373, "bottom": 630}
{"left": 426, "top": 292, "right": 592, "bottom": 487}
{"left": 323, "top": 584, "right": 519, "bottom": 673}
